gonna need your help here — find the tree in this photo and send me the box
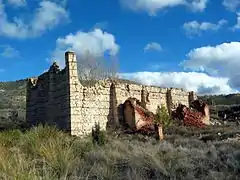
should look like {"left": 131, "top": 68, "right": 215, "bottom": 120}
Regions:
{"left": 153, "top": 105, "right": 172, "bottom": 141}
{"left": 76, "top": 51, "right": 119, "bottom": 87}
{"left": 154, "top": 105, "right": 172, "bottom": 128}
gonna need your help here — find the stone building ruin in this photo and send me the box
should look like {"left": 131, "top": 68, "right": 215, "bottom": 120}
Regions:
{"left": 26, "top": 51, "right": 197, "bottom": 137}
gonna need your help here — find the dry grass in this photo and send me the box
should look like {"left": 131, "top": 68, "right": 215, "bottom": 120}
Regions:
{"left": 0, "top": 124, "right": 239, "bottom": 180}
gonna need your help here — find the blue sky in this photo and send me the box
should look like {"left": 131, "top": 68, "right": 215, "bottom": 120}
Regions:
{"left": 0, "top": 0, "right": 240, "bottom": 95}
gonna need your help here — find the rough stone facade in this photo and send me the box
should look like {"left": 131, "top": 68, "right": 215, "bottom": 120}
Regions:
{"left": 26, "top": 51, "right": 197, "bottom": 137}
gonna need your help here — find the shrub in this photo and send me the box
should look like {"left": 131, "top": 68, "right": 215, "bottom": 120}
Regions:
{"left": 92, "top": 122, "right": 106, "bottom": 146}
{"left": 154, "top": 105, "right": 172, "bottom": 128}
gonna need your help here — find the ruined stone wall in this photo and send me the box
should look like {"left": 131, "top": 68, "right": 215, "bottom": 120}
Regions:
{"left": 26, "top": 51, "right": 197, "bottom": 137}
{"left": 26, "top": 64, "right": 70, "bottom": 130}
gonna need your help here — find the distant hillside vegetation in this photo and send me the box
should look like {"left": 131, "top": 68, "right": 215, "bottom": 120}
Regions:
{"left": 0, "top": 79, "right": 27, "bottom": 109}
{"left": 0, "top": 79, "right": 27, "bottom": 130}
{"left": 200, "top": 94, "right": 240, "bottom": 106}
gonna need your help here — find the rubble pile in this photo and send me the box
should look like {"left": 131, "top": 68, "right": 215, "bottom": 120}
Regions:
{"left": 175, "top": 104, "right": 206, "bottom": 128}
{"left": 123, "top": 98, "right": 155, "bottom": 133}
{"left": 134, "top": 105, "right": 155, "bottom": 133}
{"left": 123, "top": 98, "right": 164, "bottom": 140}
{"left": 174, "top": 99, "right": 210, "bottom": 128}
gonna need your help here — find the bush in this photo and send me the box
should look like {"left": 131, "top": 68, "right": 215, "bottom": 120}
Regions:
{"left": 154, "top": 105, "right": 172, "bottom": 128}
{"left": 92, "top": 122, "right": 106, "bottom": 146}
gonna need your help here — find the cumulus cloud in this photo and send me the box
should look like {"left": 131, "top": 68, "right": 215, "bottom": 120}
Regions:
{"left": 51, "top": 28, "right": 120, "bottom": 68}
{"left": 223, "top": 0, "right": 240, "bottom": 12}
{"left": 232, "top": 12, "right": 240, "bottom": 30}
{"left": 183, "top": 19, "right": 227, "bottom": 36}
{"left": 182, "top": 41, "right": 240, "bottom": 89}
{"left": 31, "top": 1, "right": 69, "bottom": 36}
{"left": 120, "top": 41, "right": 240, "bottom": 95}
{"left": 120, "top": 0, "right": 208, "bottom": 15}
{"left": 119, "top": 71, "right": 237, "bottom": 95}
{"left": 189, "top": 0, "right": 208, "bottom": 12}
{"left": 144, "top": 42, "right": 162, "bottom": 52}
{"left": 0, "top": 45, "right": 20, "bottom": 58}
{"left": 0, "top": 0, "right": 69, "bottom": 39}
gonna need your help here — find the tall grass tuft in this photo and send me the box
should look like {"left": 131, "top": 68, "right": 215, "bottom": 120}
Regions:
{"left": 0, "top": 124, "right": 239, "bottom": 179}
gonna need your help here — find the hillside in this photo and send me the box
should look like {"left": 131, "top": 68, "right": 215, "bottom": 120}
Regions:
{"left": 200, "top": 94, "right": 240, "bottom": 106}
{"left": 0, "top": 79, "right": 27, "bottom": 109}
{"left": 0, "top": 80, "right": 27, "bottom": 130}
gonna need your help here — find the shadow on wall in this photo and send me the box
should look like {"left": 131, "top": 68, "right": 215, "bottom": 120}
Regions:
{"left": 107, "top": 83, "right": 119, "bottom": 130}
{"left": 106, "top": 82, "right": 136, "bottom": 131}
{"left": 26, "top": 76, "right": 49, "bottom": 127}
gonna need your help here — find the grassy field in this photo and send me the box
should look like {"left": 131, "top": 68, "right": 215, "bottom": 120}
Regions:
{"left": 0, "top": 124, "right": 239, "bottom": 180}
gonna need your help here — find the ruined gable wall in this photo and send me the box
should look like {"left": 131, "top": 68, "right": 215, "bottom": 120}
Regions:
{"left": 26, "top": 51, "right": 197, "bottom": 137}
{"left": 26, "top": 73, "right": 49, "bottom": 126}
{"left": 26, "top": 66, "right": 70, "bottom": 130}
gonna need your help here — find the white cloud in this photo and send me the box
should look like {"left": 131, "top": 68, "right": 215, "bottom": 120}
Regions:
{"left": 233, "top": 12, "right": 240, "bottom": 30}
{"left": 119, "top": 71, "right": 237, "bottom": 95}
{"left": 183, "top": 19, "right": 227, "bottom": 36}
{"left": 7, "top": 0, "right": 26, "bottom": 7}
{"left": 144, "top": 42, "right": 162, "bottom": 52}
{"left": 51, "top": 28, "right": 120, "bottom": 68}
{"left": 0, "top": 45, "right": 20, "bottom": 58}
{"left": 223, "top": 0, "right": 240, "bottom": 12}
{"left": 120, "top": 0, "right": 208, "bottom": 16}
{"left": 189, "top": 0, "right": 208, "bottom": 12}
{"left": 0, "top": 0, "right": 69, "bottom": 39}
{"left": 31, "top": 1, "right": 69, "bottom": 36}
{"left": 182, "top": 41, "right": 240, "bottom": 89}
{"left": 121, "top": 41, "right": 240, "bottom": 95}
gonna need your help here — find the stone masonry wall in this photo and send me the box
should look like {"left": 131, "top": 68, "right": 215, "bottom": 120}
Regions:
{"left": 26, "top": 51, "right": 197, "bottom": 137}
{"left": 26, "top": 63, "right": 70, "bottom": 130}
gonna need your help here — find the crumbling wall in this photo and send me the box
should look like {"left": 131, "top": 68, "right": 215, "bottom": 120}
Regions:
{"left": 26, "top": 51, "right": 197, "bottom": 137}
{"left": 26, "top": 64, "right": 70, "bottom": 130}
{"left": 171, "top": 88, "right": 190, "bottom": 110}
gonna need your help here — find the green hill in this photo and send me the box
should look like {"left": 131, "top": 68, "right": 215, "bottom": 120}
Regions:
{"left": 0, "top": 79, "right": 27, "bottom": 109}
{"left": 0, "top": 80, "right": 27, "bottom": 130}
{"left": 199, "top": 94, "right": 240, "bottom": 106}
